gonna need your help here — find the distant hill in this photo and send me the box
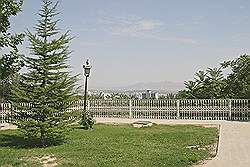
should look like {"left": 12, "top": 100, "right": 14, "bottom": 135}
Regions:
{"left": 90, "top": 81, "right": 184, "bottom": 92}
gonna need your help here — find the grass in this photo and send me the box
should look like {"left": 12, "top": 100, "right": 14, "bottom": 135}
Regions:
{"left": 0, "top": 124, "right": 218, "bottom": 167}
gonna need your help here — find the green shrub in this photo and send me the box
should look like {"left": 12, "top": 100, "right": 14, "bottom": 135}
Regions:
{"left": 80, "top": 111, "right": 95, "bottom": 129}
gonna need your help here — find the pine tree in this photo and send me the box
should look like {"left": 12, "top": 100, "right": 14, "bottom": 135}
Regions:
{"left": 11, "top": 0, "right": 79, "bottom": 147}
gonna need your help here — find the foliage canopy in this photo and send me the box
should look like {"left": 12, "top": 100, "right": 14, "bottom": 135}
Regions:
{"left": 178, "top": 55, "right": 250, "bottom": 99}
{"left": 0, "top": 0, "right": 24, "bottom": 102}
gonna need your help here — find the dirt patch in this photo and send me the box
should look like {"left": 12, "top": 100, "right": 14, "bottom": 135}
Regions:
{"left": 33, "top": 155, "right": 58, "bottom": 167}
{"left": 0, "top": 123, "right": 17, "bottom": 130}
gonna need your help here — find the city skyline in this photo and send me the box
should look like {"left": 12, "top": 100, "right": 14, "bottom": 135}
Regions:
{"left": 9, "top": 0, "right": 250, "bottom": 88}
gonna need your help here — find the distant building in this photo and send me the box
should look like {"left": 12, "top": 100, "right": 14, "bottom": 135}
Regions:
{"left": 142, "top": 90, "right": 159, "bottom": 99}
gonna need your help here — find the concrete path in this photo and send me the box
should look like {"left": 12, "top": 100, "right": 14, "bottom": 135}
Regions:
{"left": 199, "top": 121, "right": 250, "bottom": 167}
{"left": 96, "top": 118, "right": 250, "bottom": 167}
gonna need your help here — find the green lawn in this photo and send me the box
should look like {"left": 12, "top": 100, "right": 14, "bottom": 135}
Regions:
{"left": 0, "top": 124, "right": 218, "bottom": 167}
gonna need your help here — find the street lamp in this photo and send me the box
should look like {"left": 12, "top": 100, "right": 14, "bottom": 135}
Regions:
{"left": 83, "top": 59, "right": 91, "bottom": 112}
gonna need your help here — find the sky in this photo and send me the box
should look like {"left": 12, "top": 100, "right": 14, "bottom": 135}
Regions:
{"left": 9, "top": 0, "right": 250, "bottom": 88}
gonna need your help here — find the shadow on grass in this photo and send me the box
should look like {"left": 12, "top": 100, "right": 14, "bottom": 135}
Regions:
{"left": 72, "top": 126, "right": 94, "bottom": 130}
{"left": 68, "top": 124, "right": 95, "bottom": 130}
{"left": 0, "top": 133, "right": 65, "bottom": 149}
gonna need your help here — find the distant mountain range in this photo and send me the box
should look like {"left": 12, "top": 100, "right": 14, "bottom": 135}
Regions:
{"left": 90, "top": 81, "right": 185, "bottom": 92}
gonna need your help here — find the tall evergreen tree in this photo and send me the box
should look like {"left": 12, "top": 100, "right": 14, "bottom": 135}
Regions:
{"left": 0, "top": 0, "right": 24, "bottom": 102}
{"left": 11, "top": 0, "right": 79, "bottom": 146}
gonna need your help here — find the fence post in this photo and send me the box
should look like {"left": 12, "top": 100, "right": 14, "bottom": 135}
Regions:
{"left": 0, "top": 103, "right": 3, "bottom": 124}
{"left": 7, "top": 103, "right": 11, "bottom": 123}
{"left": 129, "top": 100, "right": 132, "bottom": 118}
{"left": 87, "top": 100, "right": 90, "bottom": 111}
{"left": 228, "top": 99, "right": 232, "bottom": 120}
{"left": 177, "top": 100, "right": 180, "bottom": 119}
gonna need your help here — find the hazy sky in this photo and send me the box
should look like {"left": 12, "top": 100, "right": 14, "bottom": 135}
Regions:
{"left": 9, "top": 0, "right": 250, "bottom": 88}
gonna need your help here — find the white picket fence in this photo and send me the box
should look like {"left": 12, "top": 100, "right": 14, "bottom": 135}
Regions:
{"left": 0, "top": 99, "right": 249, "bottom": 123}
{"left": 86, "top": 99, "right": 249, "bottom": 121}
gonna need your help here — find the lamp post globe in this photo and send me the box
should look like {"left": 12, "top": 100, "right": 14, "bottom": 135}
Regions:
{"left": 83, "top": 59, "right": 91, "bottom": 77}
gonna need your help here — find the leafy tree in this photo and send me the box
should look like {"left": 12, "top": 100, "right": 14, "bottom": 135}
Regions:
{"left": 194, "top": 70, "right": 206, "bottom": 84}
{"left": 183, "top": 80, "right": 198, "bottom": 98}
{"left": 0, "top": 0, "right": 24, "bottom": 102}
{"left": 159, "top": 93, "right": 177, "bottom": 99}
{"left": 178, "top": 67, "right": 227, "bottom": 99}
{"left": 178, "top": 55, "right": 249, "bottom": 99}
{"left": 11, "top": 0, "right": 79, "bottom": 147}
{"left": 176, "top": 89, "right": 192, "bottom": 99}
{"left": 204, "top": 67, "right": 227, "bottom": 98}
{"left": 221, "top": 54, "right": 250, "bottom": 98}
{"left": 87, "top": 92, "right": 104, "bottom": 100}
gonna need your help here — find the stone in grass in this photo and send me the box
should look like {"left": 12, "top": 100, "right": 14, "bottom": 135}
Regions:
{"left": 185, "top": 145, "right": 200, "bottom": 149}
{"left": 132, "top": 120, "right": 153, "bottom": 128}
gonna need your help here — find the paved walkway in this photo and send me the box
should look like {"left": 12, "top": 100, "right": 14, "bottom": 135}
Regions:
{"left": 96, "top": 118, "right": 250, "bottom": 167}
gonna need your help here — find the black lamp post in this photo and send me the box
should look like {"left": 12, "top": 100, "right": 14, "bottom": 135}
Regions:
{"left": 83, "top": 59, "right": 91, "bottom": 112}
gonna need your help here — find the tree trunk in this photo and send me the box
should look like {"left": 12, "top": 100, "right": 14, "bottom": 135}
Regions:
{"left": 40, "top": 127, "right": 46, "bottom": 147}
